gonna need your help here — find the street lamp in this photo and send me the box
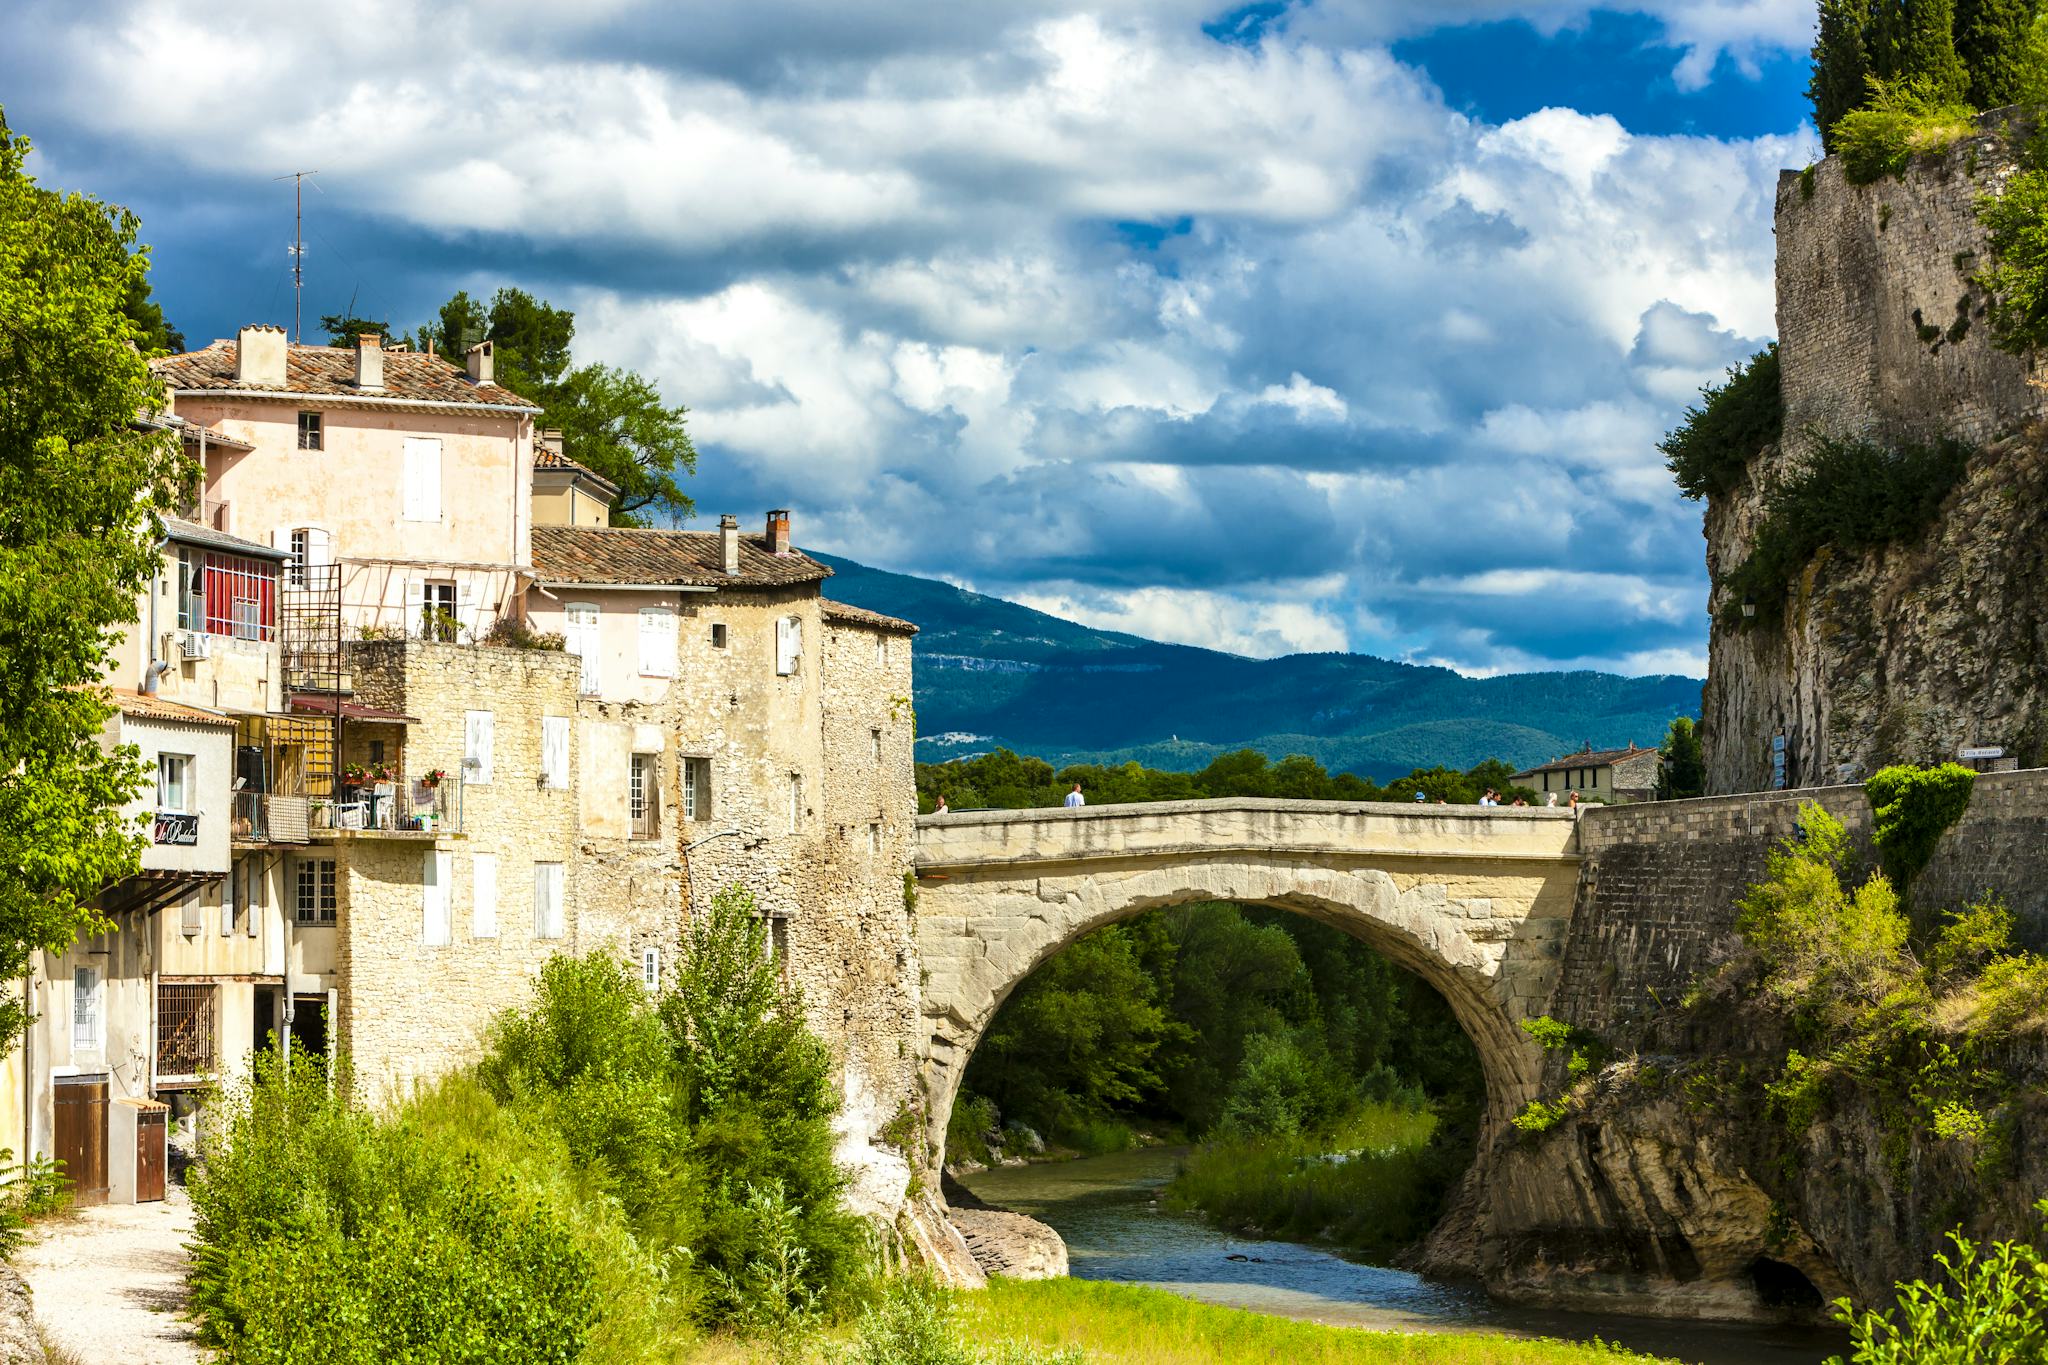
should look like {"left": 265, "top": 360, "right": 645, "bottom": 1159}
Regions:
{"left": 1741, "top": 593, "right": 1757, "bottom": 620}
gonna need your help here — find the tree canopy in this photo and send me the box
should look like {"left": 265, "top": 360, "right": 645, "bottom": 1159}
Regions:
{"left": 1810, "top": 0, "right": 2048, "bottom": 150}
{"left": 0, "top": 105, "right": 188, "bottom": 1051}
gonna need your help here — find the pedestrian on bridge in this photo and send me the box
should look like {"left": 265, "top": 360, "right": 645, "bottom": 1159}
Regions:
{"left": 1065, "top": 783, "right": 1085, "bottom": 809}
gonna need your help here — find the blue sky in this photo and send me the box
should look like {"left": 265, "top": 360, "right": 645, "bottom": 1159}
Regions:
{"left": 3, "top": 1, "right": 1820, "bottom": 675}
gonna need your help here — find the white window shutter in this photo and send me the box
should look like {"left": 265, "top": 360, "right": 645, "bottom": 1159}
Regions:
{"left": 403, "top": 437, "right": 442, "bottom": 522}
{"left": 565, "top": 605, "right": 601, "bottom": 695}
{"left": 221, "top": 865, "right": 237, "bottom": 936}
{"left": 464, "top": 709, "right": 495, "bottom": 786}
{"left": 639, "top": 608, "right": 675, "bottom": 677}
{"left": 533, "top": 862, "right": 564, "bottom": 939}
{"left": 776, "top": 616, "right": 801, "bottom": 675}
{"left": 306, "top": 527, "right": 332, "bottom": 569}
{"left": 406, "top": 577, "right": 425, "bottom": 638}
{"left": 456, "top": 581, "right": 479, "bottom": 645}
{"left": 541, "top": 717, "right": 570, "bottom": 790}
{"left": 471, "top": 853, "right": 498, "bottom": 938}
{"left": 423, "top": 850, "right": 450, "bottom": 945}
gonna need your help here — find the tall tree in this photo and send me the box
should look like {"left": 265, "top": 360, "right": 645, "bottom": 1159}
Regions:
{"left": 1897, "top": 0, "right": 1973, "bottom": 103}
{"left": 482, "top": 287, "right": 575, "bottom": 396}
{"left": 0, "top": 106, "right": 188, "bottom": 1051}
{"left": 1955, "top": 0, "right": 2038, "bottom": 106}
{"left": 547, "top": 363, "right": 697, "bottom": 523}
{"left": 1655, "top": 716, "right": 1706, "bottom": 800}
{"left": 1811, "top": 0, "right": 1876, "bottom": 150}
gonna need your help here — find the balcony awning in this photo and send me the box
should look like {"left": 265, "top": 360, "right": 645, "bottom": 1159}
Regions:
{"left": 97, "top": 868, "right": 225, "bottom": 918}
{"left": 288, "top": 694, "right": 419, "bottom": 724}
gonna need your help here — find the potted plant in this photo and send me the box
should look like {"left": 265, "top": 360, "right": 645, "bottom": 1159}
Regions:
{"left": 420, "top": 768, "right": 448, "bottom": 789}
{"left": 311, "top": 799, "right": 332, "bottom": 829}
{"left": 343, "top": 762, "right": 369, "bottom": 787}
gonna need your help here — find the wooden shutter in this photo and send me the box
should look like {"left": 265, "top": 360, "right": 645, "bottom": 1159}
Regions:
{"left": 422, "top": 850, "right": 450, "bottom": 945}
{"left": 565, "top": 605, "right": 600, "bottom": 695}
{"left": 638, "top": 608, "right": 675, "bottom": 677}
{"left": 533, "top": 862, "right": 564, "bottom": 939}
{"left": 776, "top": 616, "right": 801, "bottom": 675}
{"left": 541, "top": 717, "right": 570, "bottom": 790}
{"left": 464, "top": 710, "right": 495, "bottom": 786}
{"left": 456, "top": 580, "right": 479, "bottom": 645}
{"left": 402, "top": 437, "right": 442, "bottom": 521}
{"left": 471, "top": 853, "right": 498, "bottom": 938}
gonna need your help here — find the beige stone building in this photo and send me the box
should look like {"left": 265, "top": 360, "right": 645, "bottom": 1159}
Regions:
{"left": 1512, "top": 743, "right": 1662, "bottom": 803}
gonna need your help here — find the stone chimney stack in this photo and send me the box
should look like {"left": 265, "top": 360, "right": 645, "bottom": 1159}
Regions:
{"left": 766, "top": 508, "right": 791, "bottom": 556}
{"left": 235, "top": 324, "right": 287, "bottom": 387}
{"left": 353, "top": 333, "right": 385, "bottom": 391}
{"left": 466, "top": 339, "right": 494, "bottom": 385}
{"left": 719, "top": 514, "right": 741, "bottom": 575}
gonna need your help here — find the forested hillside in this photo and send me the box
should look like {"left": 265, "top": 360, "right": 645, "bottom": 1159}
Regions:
{"left": 815, "top": 553, "right": 1699, "bottom": 779}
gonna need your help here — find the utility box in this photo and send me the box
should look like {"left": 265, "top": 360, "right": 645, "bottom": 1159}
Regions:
{"left": 109, "top": 1097, "right": 168, "bottom": 1204}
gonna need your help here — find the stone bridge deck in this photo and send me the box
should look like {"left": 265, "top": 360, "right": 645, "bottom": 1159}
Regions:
{"left": 911, "top": 799, "right": 1585, "bottom": 1143}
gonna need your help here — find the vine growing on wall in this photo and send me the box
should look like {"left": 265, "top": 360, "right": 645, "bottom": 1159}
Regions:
{"left": 1866, "top": 762, "right": 1977, "bottom": 892}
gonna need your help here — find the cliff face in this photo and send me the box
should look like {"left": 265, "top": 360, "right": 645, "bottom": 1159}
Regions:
{"left": 1703, "top": 113, "right": 2048, "bottom": 794}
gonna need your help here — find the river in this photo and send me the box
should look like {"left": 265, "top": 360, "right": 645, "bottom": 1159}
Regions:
{"left": 958, "top": 1147, "right": 1851, "bottom": 1365}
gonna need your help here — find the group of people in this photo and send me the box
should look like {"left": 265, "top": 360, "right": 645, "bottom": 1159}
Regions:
{"left": 928, "top": 780, "right": 1584, "bottom": 816}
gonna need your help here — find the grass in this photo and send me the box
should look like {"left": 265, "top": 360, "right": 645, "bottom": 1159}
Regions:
{"left": 955, "top": 1278, "right": 1679, "bottom": 1364}
{"left": 1164, "top": 1104, "right": 1454, "bottom": 1256}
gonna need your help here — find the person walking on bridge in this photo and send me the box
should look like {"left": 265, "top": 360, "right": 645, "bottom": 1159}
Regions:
{"left": 1064, "top": 782, "right": 1085, "bottom": 809}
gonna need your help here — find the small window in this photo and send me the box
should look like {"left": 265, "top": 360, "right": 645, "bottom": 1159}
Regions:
{"left": 869, "top": 822, "right": 881, "bottom": 855}
{"left": 221, "top": 858, "right": 238, "bottom": 936}
{"left": 368, "top": 739, "right": 385, "bottom": 766}
{"left": 179, "top": 890, "right": 202, "bottom": 937}
{"left": 464, "top": 709, "right": 495, "bottom": 786}
{"left": 788, "top": 773, "right": 803, "bottom": 833}
{"left": 422, "top": 850, "right": 451, "bottom": 946}
{"left": 871, "top": 727, "right": 883, "bottom": 762}
{"left": 402, "top": 436, "right": 443, "bottom": 522}
{"left": 419, "top": 580, "right": 458, "bottom": 641}
{"left": 297, "top": 411, "right": 323, "bottom": 451}
{"left": 73, "top": 967, "right": 103, "bottom": 1050}
{"left": 175, "top": 547, "right": 204, "bottom": 630}
{"left": 533, "top": 862, "right": 565, "bottom": 940}
{"left": 642, "top": 947, "right": 661, "bottom": 992}
{"left": 158, "top": 753, "right": 190, "bottom": 813}
{"left": 296, "top": 858, "right": 337, "bottom": 925}
{"left": 711, "top": 623, "right": 728, "bottom": 649}
{"left": 289, "top": 528, "right": 309, "bottom": 586}
{"left": 769, "top": 916, "right": 789, "bottom": 966}
{"left": 876, "top": 635, "right": 887, "bottom": 666}
{"left": 630, "top": 753, "right": 659, "bottom": 839}
{"left": 682, "top": 757, "right": 711, "bottom": 822}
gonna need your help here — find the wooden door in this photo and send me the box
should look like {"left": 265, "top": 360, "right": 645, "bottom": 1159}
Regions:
{"left": 135, "top": 1108, "right": 167, "bottom": 1202}
{"left": 53, "top": 1075, "right": 109, "bottom": 1207}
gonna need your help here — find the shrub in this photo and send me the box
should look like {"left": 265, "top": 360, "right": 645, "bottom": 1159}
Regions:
{"left": 483, "top": 616, "right": 566, "bottom": 650}
{"left": 1661, "top": 345, "right": 1782, "bottom": 499}
{"left": 1720, "top": 433, "right": 1970, "bottom": 628}
{"left": 1975, "top": 955, "right": 2048, "bottom": 1032}
{"left": 1866, "top": 763, "right": 1975, "bottom": 892}
{"left": 1831, "top": 80, "right": 1976, "bottom": 185}
{"left": 1829, "top": 1212, "right": 2048, "bottom": 1362}
{"left": 1737, "top": 804, "right": 1913, "bottom": 1011}
{"left": 0, "top": 1148, "right": 68, "bottom": 1257}
{"left": 1511, "top": 1099, "right": 1569, "bottom": 1136}
{"left": 1928, "top": 895, "right": 2013, "bottom": 984}
{"left": 1976, "top": 131, "right": 2048, "bottom": 355}
{"left": 946, "top": 1093, "right": 1001, "bottom": 1167}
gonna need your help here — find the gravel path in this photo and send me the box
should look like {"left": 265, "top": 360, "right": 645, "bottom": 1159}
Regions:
{"left": 17, "top": 1188, "right": 203, "bottom": 1364}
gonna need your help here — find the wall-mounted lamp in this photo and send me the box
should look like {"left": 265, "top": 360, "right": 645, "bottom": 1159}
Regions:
{"left": 1740, "top": 593, "right": 1757, "bottom": 620}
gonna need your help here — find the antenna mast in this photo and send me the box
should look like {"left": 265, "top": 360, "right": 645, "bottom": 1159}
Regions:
{"left": 276, "top": 170, "right": 316, "bottom": 342}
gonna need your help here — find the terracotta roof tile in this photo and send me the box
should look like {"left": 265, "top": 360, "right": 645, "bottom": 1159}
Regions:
{"left": 1512, "top": 745, "right": 1659, "bottom": 779}
{"left": 104, "top": 688, "right": 239, "bottom": 728}
{"left": 822, "top": 599, "right": 918, "bottom": 635}
{"left": 530, "top": 526, "right": 830, "bottom": 589}
{"left": 152, "top": 339, "right": 538, "bottom": 411}
{"left": 533, "top": 448, "right": 620, "bottom": 493}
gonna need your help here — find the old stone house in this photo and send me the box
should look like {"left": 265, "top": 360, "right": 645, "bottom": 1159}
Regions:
{"left": 1511, "top": 742, "right": 1662, "bottom": 803}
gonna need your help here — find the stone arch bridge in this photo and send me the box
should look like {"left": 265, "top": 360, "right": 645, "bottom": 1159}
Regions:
{"left": 912, "top": 799, "right": 1584, "bottom": 1151}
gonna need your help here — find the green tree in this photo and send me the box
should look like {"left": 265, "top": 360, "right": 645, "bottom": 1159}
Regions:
{"left": 548, "top": 362, "right": 697, "bottom": 523}
{"left": 1896, "top": 0, "right": 1974, "bottom": 104}
{"left": 1812, "top": 0, "right": 1876, "bottom": 151}
{"left": 319, "top": 313, "right": 394, "bottom": 349}
{"left": 414, "top": 290, "right": 488, "bottom": 360}
{"left": 0, "top": 106, "right": 187, "bottom": 1052}
{"left": 1955, "top": 0, "right": 2038, "bottom": 106}
{"left": 1655, "top": 716, "right": 1706, "bottom": 800}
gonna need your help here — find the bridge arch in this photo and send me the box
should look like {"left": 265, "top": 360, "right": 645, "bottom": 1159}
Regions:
{"left": 912, "top": 799, "right": 1583, "bottom": 1159}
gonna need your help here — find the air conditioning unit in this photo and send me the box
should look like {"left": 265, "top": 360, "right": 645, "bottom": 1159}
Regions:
{"left": 180, "top": 630, "right": 211, "bottom": 660}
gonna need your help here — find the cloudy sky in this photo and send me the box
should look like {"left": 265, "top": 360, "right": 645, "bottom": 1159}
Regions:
{"left": 5, "top": 1, "right": 1818, "bottom": 676}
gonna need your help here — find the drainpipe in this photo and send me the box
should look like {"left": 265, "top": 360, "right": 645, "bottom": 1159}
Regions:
{"left": 21, "top": 976, "right": 33, "bottom": 1161}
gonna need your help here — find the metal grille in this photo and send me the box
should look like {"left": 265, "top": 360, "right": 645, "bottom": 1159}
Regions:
{"left": 280, "top": 562, "right": 343, "bottom": 799}
{"left": 202, "top": 552, "right": 278, "bottom": 640}
{"left": 156, "top": 982, "right": 217, "bottom": 1077}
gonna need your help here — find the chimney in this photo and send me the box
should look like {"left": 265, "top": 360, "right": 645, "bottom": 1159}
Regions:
{"left": 353, "top": 333, "right": 384, "bottom": 391}
{"left": 235, "top": 324, "right": 288, "bottom": 387}
{"left": 719, "top": 514, "right": 741, "bottom": 576}
{"left": 466, "top": 339, "right": 494, "bottom": 385}
{"left": 538, "top": 428, "right": 565, "bottom": 458}
{"left": 766, "top": 508, "right": 791, "bottom": 556}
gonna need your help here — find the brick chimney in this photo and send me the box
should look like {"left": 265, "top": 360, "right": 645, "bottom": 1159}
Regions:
{"left": 537, "top": 428, "right": 565, "bottom": 459}
{"left": 766, "top": 509, "right": 791, "bottom": 556}
{"left": 235, "top": 324, "right": 287, "bottom": 387}
{"left": 466, "top": 339, "right": 494, "bottom": 385}
{"left": 353, "top": 333, "right": 385, "bottom": 391}
{"left": 719, "top": 515, "right": 741, "bottom": 575}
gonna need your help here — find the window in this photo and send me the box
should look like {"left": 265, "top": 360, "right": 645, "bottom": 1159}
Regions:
{"left": 200, "top": 551, "right": 279, "bottom": 640}
{"left": 289, "top": 529, "right": 308, "bottom": 586}
{"left": 221, "top": 858, "right": 238, "bottom": 936}
{"left": 775, "top": 616, "right": 802, "bottom": 675}
{"left": 630, "top": 754, "right": 659, "bottom": 839}
{"left": 769, "top": 915, "right": 789, "bottom": 966}
{"left": 710, "top": 622, "right": 728, "bottom": 649}
{"left": 402, "top": 436, "right": 442, "bottom": 521}
{"left": 540, "top": 717, "right": 570, "bottom": 791}
{"left": 422, "top": 850, "right": 451, "bottom": 946}
{"left": 638, "top": 608, "right": 676, "bottom": 678}
{"left": 175, "top": 547, "right": 204, "bottom": 630}
{"left": 682, "top": 757, "right": 711, "bottom": 821}
{"left": 297, "top": 411, "right": 322, "bottom": 450}
{"left": 871, "top": 728, "right": 883, "bottom": 763}
{"left": 156, "top": 981, "right": 216, "bottom": 1076}
{"left": 368, "top": 739, "right": 385, "bottom": 766}
{"left": 876, "top": 635, "right": 888, "bottom": 667}
{"left": 417, "top": 580, "right": 457, "bottom": 641}
{"left": 533, "top": 862, "right": 565, "bottom": 940}
{"left": 641, "top": 947, "right": 660, "bottom": 992}
{"left": 463, "top": 710, "right": 495, "bottom": 786}
{"left": 73, "top": 967, "right": 103, "bottom": 1050}
{"left": 283, "top": 526, "right": 330, "bottom": 590}
{"left": 788, "top": 773, "right": 803, "bottom": 833}
{"left": 179, "top": 891, "right": 202, "bottom": 937}
{"left": 471, "top": 853, "right": 498, "bottom": 939}
{"left": 564, "top": 604, "right": 600, "bottom": 696}
{"left": 869, "top": 822, "right": 881, "bottom": 855}
{"left": 158, "top": 753, "right": 190, "bottom": 813}
{"left": 295, "top": 858, "right": 337, "bottom": 925}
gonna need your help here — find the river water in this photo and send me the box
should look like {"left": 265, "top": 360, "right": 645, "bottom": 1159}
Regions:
{"left": 959, "top": 1147, "right": 1851, "bottom": 1365}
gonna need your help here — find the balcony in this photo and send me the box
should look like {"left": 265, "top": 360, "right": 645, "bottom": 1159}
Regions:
{"left": 231, "top": 791, "right": 311, "bottom": 845}
{"left": 310, "top": 773, "right": 462, "bottom": 838}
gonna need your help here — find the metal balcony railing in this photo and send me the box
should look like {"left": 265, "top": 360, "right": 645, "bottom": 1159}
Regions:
{"left": 312, "top": 774, "right": 462, "bottom": 836}
{"left": 231, "top": 791, "right": 312, "bottom": 844}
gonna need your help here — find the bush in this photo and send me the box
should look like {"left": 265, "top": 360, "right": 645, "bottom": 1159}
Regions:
{"left": 1736, "top": 804, "right": 1913, "bottom": 1012}
{"left": 1661, "top": 345, "right": 1782, "bottom": 499}
{"left": 1977, "top": 131, "right": 2048, "bottom": 355}
{"left": 1720, "top": 432, "right": 1970, "bottom": 628}
{"left": 1829, "top": 1212, "right": 2048, "bottom": 1362}
{"left": 1831, "top": 80, "right": 1976, "bottom": 185}
{"left": 946, "top": 1094, "right": 1001, "bottom": 1167}
{"left": 1866, "top": 763, "right": 1975, "bottom": 892}
{"left": 0, "top": 1148, "right": 68, "bottom": 1257}
{"left": 483, "top": 616, "right": 566, "bottom": 650}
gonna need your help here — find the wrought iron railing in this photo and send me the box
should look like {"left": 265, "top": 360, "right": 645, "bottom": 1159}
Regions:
{"left": 312, "top": 774, "right": 462, "bottom": 835}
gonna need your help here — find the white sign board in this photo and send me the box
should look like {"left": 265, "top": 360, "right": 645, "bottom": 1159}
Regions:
{"left": 1960, "top": 746, "right": 2005, "bottom": 760}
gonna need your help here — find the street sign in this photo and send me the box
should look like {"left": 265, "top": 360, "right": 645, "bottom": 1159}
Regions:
{"left": 1960, "top": 746, "right": 2005, "bottom": 760}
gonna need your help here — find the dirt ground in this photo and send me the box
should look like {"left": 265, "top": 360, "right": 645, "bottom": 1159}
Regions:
{"left": 16, "top": 1187, "right": 202, "bottom": 1365}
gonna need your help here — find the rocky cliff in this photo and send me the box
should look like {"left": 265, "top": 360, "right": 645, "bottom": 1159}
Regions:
{"left": 1703, "top": 112, "right": 2048, "bottom": 794}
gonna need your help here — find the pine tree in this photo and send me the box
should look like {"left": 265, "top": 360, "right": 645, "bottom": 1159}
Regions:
{"left": 1898, "top": 0, "right": 1973, "bottom": 103}
{"left": 1955, "top": 0, "right": 2038, "bottom": 107}
{"left": 1812, "top": 0, "right": 1876, "bottom": 149}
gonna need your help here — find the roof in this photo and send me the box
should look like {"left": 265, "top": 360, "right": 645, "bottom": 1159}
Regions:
{"left": 163, "top": 517, "right": 289, "bottom": 560}
{"left": 1512, "top": 744, "right": 1659, "bottom": 779}
{"left": 822, "top": 599, "right": 918, "bottom": 635}
{"left": 530, "top": 526, "right": 831, "bottom": 589}
{"left": 174, "top": 418, "right": 254, "bottom": 452}
{"left": 152, "top": 339, "right": 538, "bottom": 412}
{"left": 105, "top": 689, "right": 238, "bottom": 729}
{"left": 288, "top": 694, "right": 419, "bottom": 724}
{"left": 533, "top": 448, "right": 620, "bottom": 496}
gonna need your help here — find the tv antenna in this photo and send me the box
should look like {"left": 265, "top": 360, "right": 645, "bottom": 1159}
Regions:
{"left": 275, "top": 170, "right": 317, "bottom": 342}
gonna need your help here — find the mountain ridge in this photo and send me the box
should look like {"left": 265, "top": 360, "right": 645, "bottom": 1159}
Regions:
{"left": 812, "top": 552, "right": 1701, "bottom": 780}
